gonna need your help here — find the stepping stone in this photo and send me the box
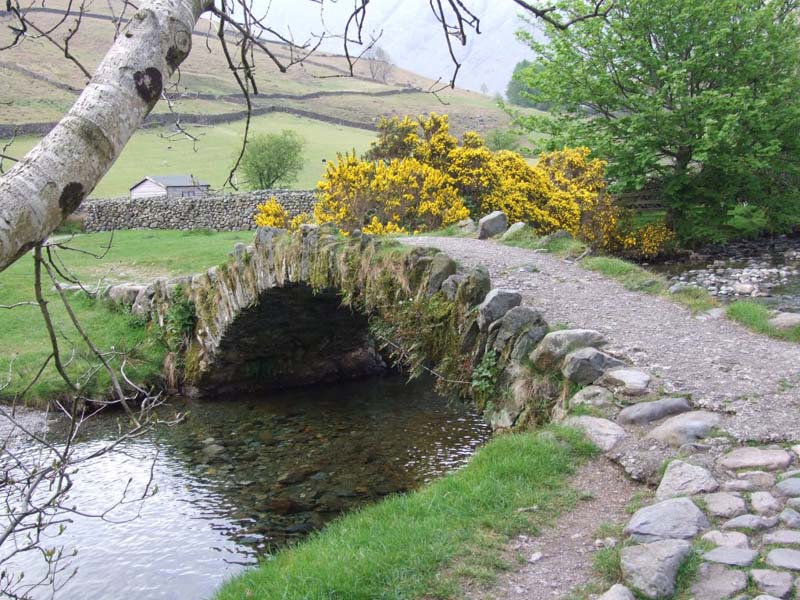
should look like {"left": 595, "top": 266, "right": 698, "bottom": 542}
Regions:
{"left": 647, "top": 411, "right": 721, "bottom": 447}
{"left": 752, "top": 491, "right": 783, "bottom": 515}
{"left": 703, "top": 493, "right": 747, "bottom": 518}
{"left": 625, "top": 497, "right": 709, "bottom": 543}
{"left": 570, "top": 385, "right": 616, "bottom": 409}
{"left": 722, "top": 479, "right": 757, "bottom": 492}
{"left": 718, "top": 448, "right": 793, "bottom": 471}
{"left": 531, "top": 329, "right": 607, "bottom": 370}
{"left": 776, "top": 478, "right": 800, "bottom": 498}
{"left": 598, "top": 584, "right": 636, "bottom": 600}
{"left": 562, "top": 347, "right": 625, "bottom": 385}
{"left": 701, "top": 530, "right": 750, "bottom": 549}
{"left": 780, "top": 507, "right": 800, "bottom": 528}
{"left": 564, "top": 416, "right": 627, "bottom": 452}
{"left": 751, "top": 570, "right": 794, "bottom": 600}
{"left": 741, "top": 471, "right": 777, "bottom": 488}
{"left": 617, "top": 397, "right": 691, "bottom": 426}
{"left": 621, "top": 539, "right": 692, "bottom": 599}
{"left": 691, "top": 563, "right": 748, "bottom": 600}
{"left": 766, "top": 548, "right": 800, "bottom": 571}
{"left": 600, "top": 368, "right": 651, "bottom": 396}
{"left": 702, "top": 546, "right": 758, "bottom": 567}
{"left": 764, "top": 530, "right": 800, "bottom": 545}
{"left": 656, "top": 460, "right": 718, "bottom": 500}
{"left": 722, "top": 514, "right": 779, "bottom": 531}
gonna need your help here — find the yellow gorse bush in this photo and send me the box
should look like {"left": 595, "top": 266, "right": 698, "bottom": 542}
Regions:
{"left": 254, "top": 197, "right": 290, "bottom": 229}
{"left": 256, "top": 113, "right": 674, "bottom": 257}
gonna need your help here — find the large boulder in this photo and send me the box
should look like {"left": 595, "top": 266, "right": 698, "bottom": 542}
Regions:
{"left": 477, "top": 211, "right": 508, "bottom": 239}
{"left": 530, "top": 329, "right": 607, "bottom": 370}
{"left": 477, "top": 289, "right": 522, "bottom": 330}
{"left": 624, "top": 497, "right": 709, "bottom": 542}
{"left": 621, "top": 539, "right": 692, "bottom": 599}
{"left": 562, "top": 348, "right": 625, "bottom": 385}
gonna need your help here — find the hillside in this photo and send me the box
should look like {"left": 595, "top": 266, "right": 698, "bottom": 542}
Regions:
{"left": 0, "top": 1, "right": 532, "bottom": 196}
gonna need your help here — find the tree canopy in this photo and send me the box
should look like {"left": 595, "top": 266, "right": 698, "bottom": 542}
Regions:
{"left": 239, "top": 130, "right": 306, "bottom": 190}
{"left": 515, "top": 0, "right": 800, "bottom": 244}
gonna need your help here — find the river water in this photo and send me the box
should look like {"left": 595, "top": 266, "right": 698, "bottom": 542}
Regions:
{"left": 3, "top": 375, "right": 490, "bottom": 600}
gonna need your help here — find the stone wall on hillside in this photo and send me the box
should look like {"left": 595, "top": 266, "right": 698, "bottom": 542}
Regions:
{"left": 78, "top": 190, "right": 317, "bottom": 232}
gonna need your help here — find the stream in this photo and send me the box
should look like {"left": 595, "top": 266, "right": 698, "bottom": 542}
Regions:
{"left": 651, "top": 235, "right": 800, "bottom": 311}
{"left": 2, "top": 375, "right": 490, "bottom": 600}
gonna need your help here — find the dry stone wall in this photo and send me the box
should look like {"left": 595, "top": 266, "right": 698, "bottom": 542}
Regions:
{"left": 78, "top": 190, "right": 317, "bottom": 232}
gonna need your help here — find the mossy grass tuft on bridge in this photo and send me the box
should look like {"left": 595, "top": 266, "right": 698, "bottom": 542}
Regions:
{"left": 215, "top": 427, "right": 597, "bottom": 600}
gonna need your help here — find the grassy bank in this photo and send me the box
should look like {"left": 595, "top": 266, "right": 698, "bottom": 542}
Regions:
{"left": 0, "top": 230, "right": 253, "bottom": 404}
{"left": 216, "top": 427, "right": 596, "bottom": 600}
{"left": 727, "top": 300, "right": 800, "bottom": 342}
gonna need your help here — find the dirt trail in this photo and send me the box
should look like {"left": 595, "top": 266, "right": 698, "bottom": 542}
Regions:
{"left": 402, "top": 237, "right": 800, "bottom": 443}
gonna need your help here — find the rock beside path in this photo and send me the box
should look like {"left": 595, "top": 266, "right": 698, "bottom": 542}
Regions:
{"left": 647, "top": 411, "right": 721, "bottom": 447}
{"left": 477, "top": 211, "right": 508, "bottom": 239}
{"left": 617, "top": 397, "right": 691, "bottom": 426}
{"left": 655, "top": 461, "right": 718, "bottom": 500}
{"left": 624, "top": 498, "right": 709, "bottom": 542}
{"left": 719, "top": 448, "right": 793, "bottom": 471}
{"left": 621, "top": 539, "right": 692, "bottom": 599}
{"left": 564, "top": 416, "right": 627, "bottom": 452}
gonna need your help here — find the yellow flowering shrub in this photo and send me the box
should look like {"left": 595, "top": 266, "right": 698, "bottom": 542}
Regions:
{"left": 364, "top": 115, "right": 420, "bottom": 161}
{"left": 315, "top": 153, "right": 468, "bottom": 234}
{"left": 289, "top": 212, "right": 313, "bottom": 231}
{"left": 254, "top": 197, "right": 289, "bottom": 228}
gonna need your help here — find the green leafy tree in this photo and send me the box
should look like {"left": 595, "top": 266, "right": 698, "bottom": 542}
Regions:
{"left": 239, "top": 130, "right": 305, "bottom": 190}
{"left": 506, "top": 60, "right": 550, "bottom": 110}
{"left": 515, "top": 0, "right": 800, "bottom": 244}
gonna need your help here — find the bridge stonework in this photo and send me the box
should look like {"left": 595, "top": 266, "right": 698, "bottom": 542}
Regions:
{"left": 110, "top": 225, "right": 575, "bottom": 430}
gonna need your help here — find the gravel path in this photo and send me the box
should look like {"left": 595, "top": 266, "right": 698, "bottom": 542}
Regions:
{"left": 401, "top": 237, "right": 800, "bottom": 442}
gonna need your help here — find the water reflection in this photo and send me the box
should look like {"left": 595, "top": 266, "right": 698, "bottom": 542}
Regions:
{"left": 5, "top": 375, "right": 490, "bottom": 600}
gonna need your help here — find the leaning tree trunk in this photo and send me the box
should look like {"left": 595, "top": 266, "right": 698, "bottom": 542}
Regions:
{"left": 0, "top": 0, "right": 210, "bottom": 272}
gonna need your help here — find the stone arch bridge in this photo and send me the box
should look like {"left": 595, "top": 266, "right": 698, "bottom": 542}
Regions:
{"left": 106, "top": 225, "right": 611, "bottom": 430}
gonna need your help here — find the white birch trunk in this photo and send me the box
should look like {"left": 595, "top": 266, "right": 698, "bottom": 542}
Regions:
{"left": 0, "top": 0, "right": 210, "bottom": 272}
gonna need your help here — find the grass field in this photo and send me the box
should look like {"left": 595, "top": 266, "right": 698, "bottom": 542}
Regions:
{"left": 6, "top": 113, "right": 377, "bottom": 198}
{"left": 0, "top": 230, "right": 254, "bottom": 404}
{"left": 215, "top": 427, "right": 596, "bottom": 600}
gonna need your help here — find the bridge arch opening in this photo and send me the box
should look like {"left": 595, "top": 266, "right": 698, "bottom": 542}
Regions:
{"left": 195, "top": 283, "right": 385, "bottom": 395}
